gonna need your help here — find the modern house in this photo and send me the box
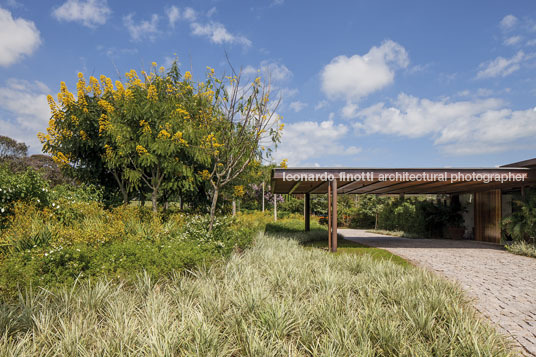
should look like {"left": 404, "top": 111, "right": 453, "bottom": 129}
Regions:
{"left": 271, "top": 158, "right": 536, "bottom": 251}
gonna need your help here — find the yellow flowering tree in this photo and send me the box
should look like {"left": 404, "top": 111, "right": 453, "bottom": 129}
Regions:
{"left": 39, "top": 74, "right": 130, "bottom": 203}
{"left": 40, "top": 61, "right": 210, "bottom": 210}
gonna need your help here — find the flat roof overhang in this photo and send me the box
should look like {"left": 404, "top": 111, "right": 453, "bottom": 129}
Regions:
{"left": 271, "top": 167, "right": 536, "bottom": 195}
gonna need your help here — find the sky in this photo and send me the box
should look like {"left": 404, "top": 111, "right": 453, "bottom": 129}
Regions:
{"left": 1, "top": 0, "right": 536, "bottom": 168}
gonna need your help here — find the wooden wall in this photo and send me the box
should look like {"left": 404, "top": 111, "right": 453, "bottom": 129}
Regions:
{"left": 474, "top": 190, "right": 502, "bottom": 243}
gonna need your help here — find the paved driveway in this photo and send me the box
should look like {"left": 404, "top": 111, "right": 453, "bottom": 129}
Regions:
{"left": 340, "top": 229, "right": 536, "bottom": 356}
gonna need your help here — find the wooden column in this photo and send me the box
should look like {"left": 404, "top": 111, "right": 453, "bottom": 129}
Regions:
{"left": 328, "top": 182, "right": 332, "bottom": 251}
{"left": 304, "top": 193, "right": 311, "bottom": 232}
{"left": 521, "top": 185, "right": 526, "bottom": 201}
{"left": 273, "top": 194, "right": 277, "bottom": 222}
{"left": 331, "top": 179, "right": 338, "bottom": 252}
{"left": 474, "top": 189, "right": 501, "bottom": 243}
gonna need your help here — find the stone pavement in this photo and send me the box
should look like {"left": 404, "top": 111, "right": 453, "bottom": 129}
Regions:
{"left": 340, "top": 229, "right": 536, "bottom": 356}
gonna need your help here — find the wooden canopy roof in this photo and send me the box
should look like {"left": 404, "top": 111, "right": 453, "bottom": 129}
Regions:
{"left": 271, "top": 163, "right": 536, "bottom": 195}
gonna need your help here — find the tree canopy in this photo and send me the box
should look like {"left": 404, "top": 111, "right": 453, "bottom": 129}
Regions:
{"left": 39, "top": 61, "right": 283, "bottom": 220}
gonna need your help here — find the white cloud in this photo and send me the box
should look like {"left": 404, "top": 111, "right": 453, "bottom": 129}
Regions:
{"left": 206, "top": 7, "right": 217, "bottom": 17}
{"left": 500, "top": 14, "right": 518, "bottom": 31}
{"left": 52, "top": 0, "right": 111, "bottom": 28}
{"left": 476, "top": 51, "right": 526, "bottom": 78}
{"left": 167, "top": 6, "right": 180, "bottom": 27}
{"left": 183, "top": 7, "right": 196, "bottom": 21}
{"left": 503, "top": 35, "right": 522, "bottom": 46}
{"left": 527, "top": 39, "right": 536, "bottom": 46}
{"left": 321, "top": 40, "right": 409, "bottom": 113}
{"left": 273, "top": 120, "right": 360, "bottom": 166}
{"left": 123, "top": 13, "right": 159, "bottom": 41}
{"left": 190, "top": 22, "right": 251, "bottom": 47}
{"left": 314, "top": 100, "right": 328, "bottom": 110}
{"left": 0, "top": 8, "right": 40, "bottom": 67}
{"left": 289, "top": 101, "right": 307, "bottom": 112}
{"left": 0, "top": 78, "right": 51, "bottom": 153}
{"left": 353, "top": 93, "right": 536, "bottom": 155}
{"left": 243, "top": 60, "right": 292, "bottom": 82}
{"left": 167, "top": 6, "right": 196, "bottom": 27}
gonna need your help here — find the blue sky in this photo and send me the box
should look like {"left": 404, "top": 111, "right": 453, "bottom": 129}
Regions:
{"left": 1, "top": 0, "right": 536, "bottom": 168}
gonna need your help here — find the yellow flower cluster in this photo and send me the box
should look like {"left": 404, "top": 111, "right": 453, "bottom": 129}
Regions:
{"left": 136, "top": 145, "right": 148, "bottom": 156}
{"left": 200, "top": 169, "right": 211, "bottom": 180}
{"left": 172, "top": 131, "right": 188, "bottom": 145}
{"left": 76, "top": 73, "right": 88, "bottom": 110}
{"left": 157, "top": 129, "right": 171, "bottom": 139}
{"left": 98, "top": 99, "right": 114, "bottom": 113}
{"left": 99, "top": 114, "right": 111, "bottom": 133}
{"left": 89, "top": 76, "right": 101, "bottom": 96}
{"left": 204, "top": 133, "right": 223, "bottom": 148}
{"left": 101, "top": 75, "right": 114, "bottom": 94}
{"left": 125, "top": 70, "right": 143, "bottom": 87}
{"left": 125, "top": 89, "right": 134, "bottom": 101}
{"left": 279, "top": 159, "right": 288, "bottom": 168}
{"left": 184, "top": 71, "right": 192, "bottom": 80}
{"left": 57, "top": 82, "right": 74, "bottom": 106}
{"left": 140, "top": 120, "right": 152, "bottom": 134}
{"left": 79, "top": 130, "right": 88, "bottom": 141}
{"left": 147, "top": 84, "right": 158, "bottom": 101}
{"left": 233, "top": 185, "right": 245, "bottom": 197}
{"left": 52, "top": 152, "right": 69, "bottom": 166}
{"left": 104, "top": 144, "right": 114, "bottom": 160}
{"left": 175, "top": 105, "right": 190, "bottom": 119}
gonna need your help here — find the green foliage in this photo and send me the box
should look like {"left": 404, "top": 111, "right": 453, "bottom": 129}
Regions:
{"left": 503, "top": 189, "right": 536, "bottom": 244}
{"left": 356, "top": 196, "right": 465, "bottom": 238}
{"left": 505, "top": 240, "right": 536, "bottom": 258}
{"left": 0, "top": 167, "right": 50, "bottom": 227}
{"left": 0, "top": 233, "right": 514, "bottom": 355}
{"left": 0, "top": 204, "right": 265, "bottom": 299}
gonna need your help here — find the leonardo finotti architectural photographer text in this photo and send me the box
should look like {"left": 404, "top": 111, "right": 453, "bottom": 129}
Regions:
{"left": 282, "top": 171, "right": 526, "bottom": 184}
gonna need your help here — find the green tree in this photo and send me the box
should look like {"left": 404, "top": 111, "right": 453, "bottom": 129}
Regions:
{"left": 199, "top": 71, "right": 283, "bottom": 229}
{"left": 0, "top": 135, "right": 28, "bottom": 159}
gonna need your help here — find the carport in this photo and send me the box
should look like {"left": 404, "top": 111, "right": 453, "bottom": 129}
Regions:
{"left": 271, "top": 161, "right": 536, "bottom": 252}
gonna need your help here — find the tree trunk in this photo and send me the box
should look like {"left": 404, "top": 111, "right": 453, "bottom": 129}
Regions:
{"left": 262, "top": 181, "right": 265, "bottom": 212}
{"left": 209, "top": 187, "right": 219, "bottom": 231}
{"left": 232, "top": 199, "right": 236, "bottom": 216}
{"left": 151, "top": 189, "right": 158, "bottom": 212}
{"left": 112, "top": 171, "right": 129, "bottom": 205}
{"left": 121, "top": 188, "right": 129, "bottom": 206}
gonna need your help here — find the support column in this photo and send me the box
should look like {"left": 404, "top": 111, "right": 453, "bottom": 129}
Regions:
{"left": 304, "top": 193, "right": 311, "bottom": 232}
{"left": 262, "top": 181, "right": 265, "bottom": 212}
{"left": 521, "top": 185, "right": 526, "bottom": 201}
{"left": 273, "top": 193, "right": 277, "bottom": 222}
{"left": 331, "top": 179, "right": 338, "bottom": 252}
{"left": 328, "top": 182, "right": 332, "bottom": 250}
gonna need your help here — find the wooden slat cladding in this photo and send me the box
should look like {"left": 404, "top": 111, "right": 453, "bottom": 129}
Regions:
{"left": 475, "top": 190, "right": 502, "bottom": 243}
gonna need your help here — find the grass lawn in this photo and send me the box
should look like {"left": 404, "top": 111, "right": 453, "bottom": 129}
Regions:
{"left": 304, "top": 239, "right": 411, "bottom": 268}
{"left": 0, "top": 218, "right": 515, "bottom": 356}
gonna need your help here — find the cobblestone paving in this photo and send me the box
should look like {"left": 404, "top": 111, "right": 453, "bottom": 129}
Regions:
{"left": 340, "top": 229, "right": 536, "bottom": 356}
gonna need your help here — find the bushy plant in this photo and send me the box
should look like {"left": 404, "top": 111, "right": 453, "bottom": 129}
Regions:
{"left": 0, "top": 167, "right": 50, "bottom": 227}
{"left": 0, "top": 205, "right": 266, "bottom": 298}
{"left": 503, "top": 189, "right": 536, "bottom": 245}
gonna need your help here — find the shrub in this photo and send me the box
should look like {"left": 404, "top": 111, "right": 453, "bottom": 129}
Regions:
{"left": 505, "top": 241, "right": 536, "bottom": 258}
{"left": 0, "top": 206, "right": 267, "bottom": 299}
{"left": 0, "top": 167, "right": 50, "bottom": 227}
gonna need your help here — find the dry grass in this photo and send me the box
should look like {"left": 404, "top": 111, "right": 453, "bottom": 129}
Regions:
{"left": 0, "top": 232, "right": 515, "bottom": 356}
